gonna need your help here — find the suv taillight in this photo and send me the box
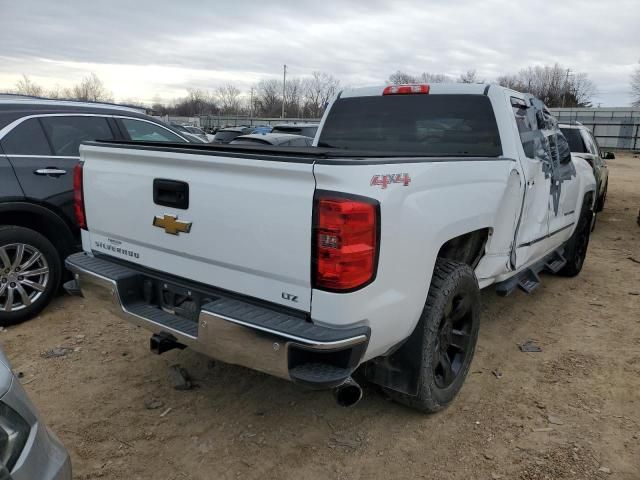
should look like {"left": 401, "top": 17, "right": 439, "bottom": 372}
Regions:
{"left": 73, "top": 162, "right": 86, "bottom": 229}
{"left": 313, "top": 192, "right": 379, "bottom": 292}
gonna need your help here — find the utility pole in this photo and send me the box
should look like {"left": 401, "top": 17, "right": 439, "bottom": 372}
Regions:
{"left": 561, "top": 68, "right": 571, "bottom": 108}
{"left": 281, "top": 64, "right": 287, "bottom": 118}
{"left": 249, "top": 87, "right": 255, "bottom": 120}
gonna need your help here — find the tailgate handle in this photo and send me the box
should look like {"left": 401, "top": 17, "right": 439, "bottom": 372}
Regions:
{"left": 153, "top": 179, "right": 189, "bottom": 209}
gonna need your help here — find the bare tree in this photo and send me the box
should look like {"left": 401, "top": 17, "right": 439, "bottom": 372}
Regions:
{"left": 388, "top": 70, "right": 450, "bottom": 84}
{"left": 570, "top": 72, "right": 597, "bottom": 108}
{"left": 177, "top": 88, "right": 217, "bottom": 116}
{"left": 419, "top": 72, "right": 450, "bottom": 83}
{"left": 457, "top": 69, "right": 481, "bottom": 83}
{"left": 632, "top": 62, "right": 640, "bottom": 107}
{"left": 14, "top": 75, "right": 43, "bottom": 97}
{"left": 303, "top": 71, "right": 340, "bottom": 118}
{"left": 215, "top": 84, "right": 242, "bottom": 114}
{"left": 496, "top": 64, "right": 596, "bottom": 107}
{"left": 496, "top": 74, "right": 525, "bottom": 91}
{"left": 388, "top": 70, "right": 419, "bottom": 84}
{"left": 284, "top": 77, "right": 304, "bottom": 117}
{"left": 46, "top": 85, "right": 66, "bottom": 99}
{"left": 255, "top": 79, "right": 282, "bottom": 117}
{"left": 69, "top": 73, "right": 114, "bottom": 102}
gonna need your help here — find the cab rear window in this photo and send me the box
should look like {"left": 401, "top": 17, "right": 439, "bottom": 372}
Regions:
{"left": 318, "top": 94, "right": 502, "bottom": 156}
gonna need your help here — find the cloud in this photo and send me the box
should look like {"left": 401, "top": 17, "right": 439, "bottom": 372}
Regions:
{"left": 0, "top": 0, "right": 638, "bottom": 105}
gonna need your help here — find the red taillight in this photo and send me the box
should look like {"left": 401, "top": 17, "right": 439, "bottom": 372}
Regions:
{"left": 73, "top": 162, "right": 86, "bottom": 229}
{"left": 383, "top": 84, "right": 430, "bottom": 95}
{"left": 313, "top": 193, "right": 379, "bottom": 292}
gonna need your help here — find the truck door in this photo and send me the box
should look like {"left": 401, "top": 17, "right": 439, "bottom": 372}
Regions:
{"left": 546, "top": 130, "right": 579, "bottom": 248}
{"left": 510, "top": 97, "right": 551, "bottom": 269}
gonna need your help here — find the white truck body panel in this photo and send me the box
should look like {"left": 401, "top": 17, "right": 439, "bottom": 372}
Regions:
{"left": 312, "top": 159, "right": 518, "bottom": 359}
{"left": 81, "top": 145, "right": 315, "bottom": 310}
{"left": 74, "top": 83, "right": 596, "bottom": 373}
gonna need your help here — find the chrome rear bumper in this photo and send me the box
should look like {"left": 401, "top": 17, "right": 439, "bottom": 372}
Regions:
{"left": 65, "top": 252, "right": 369, "bottom": 387}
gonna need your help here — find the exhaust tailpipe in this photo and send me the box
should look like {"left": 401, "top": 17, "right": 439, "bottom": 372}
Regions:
{"left": 333, "top": 377, "right": 363, "bottom": 407}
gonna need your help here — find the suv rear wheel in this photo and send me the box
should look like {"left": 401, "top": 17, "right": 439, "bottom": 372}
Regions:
{"left": 595, "top": 181, "right": 607, "bottom": 213}
{"left": 559, "top": 199, "right": 593, "bottom": 277}
{"left": 0, "top": 226, "right": 61, "bottom": 326}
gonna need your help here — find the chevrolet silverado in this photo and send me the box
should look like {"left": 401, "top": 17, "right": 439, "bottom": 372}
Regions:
{"left": 65, "top": 83, "right": 596, "bottom": 412}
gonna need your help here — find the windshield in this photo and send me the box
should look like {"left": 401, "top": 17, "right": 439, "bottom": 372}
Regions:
{"left": 560, "top": 128, "right": 587, "bottom": 153}
{"left": 318, "top": 94, "right": 502, "bottom": 156}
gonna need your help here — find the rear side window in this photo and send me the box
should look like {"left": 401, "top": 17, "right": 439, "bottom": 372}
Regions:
{"left": 40, "top": 116, "right": 114, "bottom": 156}
{"left": 0, "top": 118, "right": 52, "bottom": 155}
{"left": 560, "top": 128, "right": 587, "bottom": 153}
{"left": 120, "top": 119, "right": 185, "bottom": 143}
{"left": 318, "top": 95, "right": 502, "bottom": 156}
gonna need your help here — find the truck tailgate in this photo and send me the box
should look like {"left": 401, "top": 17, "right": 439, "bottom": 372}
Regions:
{"left": 80, "top": 144, "right": 315, "bottom": 311}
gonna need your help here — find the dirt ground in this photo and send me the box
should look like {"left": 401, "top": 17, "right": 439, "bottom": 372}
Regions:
{"left": 2, "top": 153, "right": 639, "bottom": 480}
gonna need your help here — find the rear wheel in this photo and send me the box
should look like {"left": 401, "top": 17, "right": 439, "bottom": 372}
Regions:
{"left": 559, "top": 200, "right": 592, "bottom": 277}
{"left": 386, "top": 259, "right": 480, "bottom": 413}
{"left": 0, "top": 226, "right": 61, "bottom": 326}
{"left": 595, "top": 181, "right": 607, "bottom": 213}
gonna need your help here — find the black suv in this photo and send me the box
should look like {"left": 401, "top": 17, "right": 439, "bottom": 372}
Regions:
{"left": 0, "top": 98, "right": 192, "bottom": 325}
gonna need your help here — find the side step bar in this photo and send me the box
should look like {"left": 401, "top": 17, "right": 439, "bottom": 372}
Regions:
{"left": 495, "top": 248, "right": 566, "bottom": 296}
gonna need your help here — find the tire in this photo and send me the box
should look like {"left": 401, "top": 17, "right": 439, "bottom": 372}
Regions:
{"left": 0, "top": 226, "right": 61, "bottom": 326}
{"left": 595, "top": 181, "right": 607, "bottom": 213}
{"left": 386, "top": 259, "right": 481, "bottom": 413}
{"left": 558, "top": 199, "right": 593, "bottom": 277}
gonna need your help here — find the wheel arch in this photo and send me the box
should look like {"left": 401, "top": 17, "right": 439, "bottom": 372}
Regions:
{"left": 0, "top": 201, "right": 78, "bottom": 258}
{"left": 436, "top": 227, "right": 491, "bottom": 269}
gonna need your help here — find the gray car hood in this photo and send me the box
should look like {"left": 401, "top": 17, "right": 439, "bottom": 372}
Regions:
{"left": 0, "top": 344, "right": 14, "bottom": 398}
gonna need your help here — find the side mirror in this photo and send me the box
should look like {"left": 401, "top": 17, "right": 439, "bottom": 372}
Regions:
{"left": 603, "top": 151, "right": 615, "bottom": 160}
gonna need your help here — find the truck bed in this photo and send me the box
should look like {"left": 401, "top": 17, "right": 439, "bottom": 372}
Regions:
{"left": 88, "top": 140, "right": 505, "bottom": 164}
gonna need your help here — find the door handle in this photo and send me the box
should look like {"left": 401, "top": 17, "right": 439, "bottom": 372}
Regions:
{"left": 34, "top": 168, "right": 67, "bottom": 177}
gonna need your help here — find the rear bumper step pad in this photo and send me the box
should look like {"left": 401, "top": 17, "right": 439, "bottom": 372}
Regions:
{"left": 65, "top": 252, "right": 369, "bottom": 388}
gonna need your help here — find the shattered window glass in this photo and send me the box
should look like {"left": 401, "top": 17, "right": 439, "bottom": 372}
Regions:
{"left": 511, "top": 98, "right": 535, "bottom": 158}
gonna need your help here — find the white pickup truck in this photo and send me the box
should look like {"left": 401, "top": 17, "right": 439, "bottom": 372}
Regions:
{"left": 66, "top": 83, "right": 596, "bottom": 412}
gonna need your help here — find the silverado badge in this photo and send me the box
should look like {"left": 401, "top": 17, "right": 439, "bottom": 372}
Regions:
{"left": 152, "top": 214, "right": 192, "bottom": 235}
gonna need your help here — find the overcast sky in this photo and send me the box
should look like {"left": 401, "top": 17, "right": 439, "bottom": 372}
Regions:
{"left": 1, "top": 0, "right": 638, "bottom": 106}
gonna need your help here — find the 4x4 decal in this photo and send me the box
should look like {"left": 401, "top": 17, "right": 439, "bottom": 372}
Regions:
{"left": 370, "top": 173, "right": 411, "bottom": 189}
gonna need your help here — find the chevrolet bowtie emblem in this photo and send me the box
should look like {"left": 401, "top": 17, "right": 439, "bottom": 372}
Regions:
{"left": 152, "top": 214, "right": 192, "bottom": 235}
